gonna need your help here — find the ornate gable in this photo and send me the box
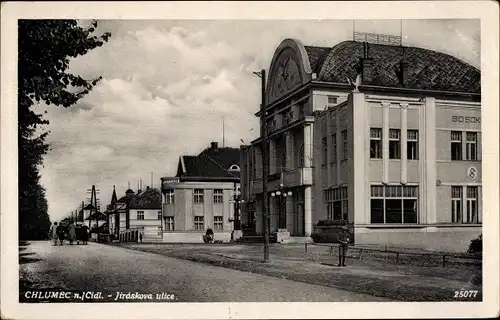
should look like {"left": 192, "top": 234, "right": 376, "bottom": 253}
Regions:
{"left": 266, "top": 39, "right": 314, "bottom": 104}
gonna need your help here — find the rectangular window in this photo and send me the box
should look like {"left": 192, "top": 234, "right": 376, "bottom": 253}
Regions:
{"left": 164, "top": 217, "right": 174, "bottom": 231}
{"left": 389, "top": 129, "right": 401, "bottom": 159}
{"left": 158, "top": 211, "right": 162, "bottom": 220}
{"left": 327, "top": 95, "right": 338, "bottom": 105}
{"left": 324, "top": 187, "right": 348, "bottom": 222}
{"left": 407, "top": 130, "right": 419, "bottom": 160}
{"left": 342, "top": 130, "right": 348, "bottom": 160}
{"left": 214, "top": 216, "right": 223, "bottom": 230}
{"left": 451, "top": 131, "right": 462, "bottom": 160}
{"left": 370, "top": 199, "right": 385, "bottom": 223}
{"left": 451, "top": 186, "right": 463, "bottom": 223}
{"left": 322, "top": 137, "right": 328, "bottom": 166}
{"left": 466, "top": 132, "right": 478, "bottom": 161}
{"left": 370, "top": 185, "right": 418, "bottom": 224}
{"left": 341, "top": 200, "right": 348, "bottom": 221}
{"left": 213, "top": 189, "right": 223, "bottom": 204}
{"left": 370, "top": 128, "right": 382, "bottom": 159}
{"left": 331, "top": 134, "right": 337, "bottom": 163}
{"left": 326, "top": 202, "right": 333, "bottom": 220}
{"left": 194, "top": 216, "right": 204, "bottom": 230}
{"left": 137, "top": 211, "right": 144, "bottom": 220}
{"left": 466, "top": 186, "right": 478, "bottom": 223}
{"left": 194, "top": 189, "right": 204, "bottom": 204}
{"left": 165, "top": 189, "right": 175, "bottom": 204}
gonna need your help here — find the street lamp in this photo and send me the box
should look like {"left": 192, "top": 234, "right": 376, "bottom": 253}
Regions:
{"left": 229, "top": 188, "right": 245, "bottom": 230}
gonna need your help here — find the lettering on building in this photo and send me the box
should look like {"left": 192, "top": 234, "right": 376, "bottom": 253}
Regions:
{"left": 452, "top": 116, "right": 481, "bottom": 124}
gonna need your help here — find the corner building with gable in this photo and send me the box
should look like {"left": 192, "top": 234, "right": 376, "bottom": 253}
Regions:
{"left": 239, "top": 38, "right": 482, "bottom": 252}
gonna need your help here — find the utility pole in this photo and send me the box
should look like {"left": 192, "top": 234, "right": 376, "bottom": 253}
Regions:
{"left": 255, "top": 69, "right": 270, "bottom": 262}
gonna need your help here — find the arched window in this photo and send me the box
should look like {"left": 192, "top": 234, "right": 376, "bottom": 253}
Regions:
{"left": 228, "top": 164, "right": 240, "bottom": 172}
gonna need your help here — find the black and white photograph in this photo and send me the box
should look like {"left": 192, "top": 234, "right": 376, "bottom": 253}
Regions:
{"left": 1, "top": 1, "right": 499, "bottom": 319}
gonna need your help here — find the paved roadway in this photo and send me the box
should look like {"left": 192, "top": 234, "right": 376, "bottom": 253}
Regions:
{"left": 19, "top": 241, "right": 389, "bottom": 302}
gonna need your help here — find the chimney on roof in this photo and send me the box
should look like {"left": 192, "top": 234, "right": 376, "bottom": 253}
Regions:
{"left": 395, "top": 47, "right": 409, "bottom": 87}
{"left": 210, "top": 141, "right": 218, "bottom": 149}
{"left": 360, "top": 42, "right": 374, "bottom": 83}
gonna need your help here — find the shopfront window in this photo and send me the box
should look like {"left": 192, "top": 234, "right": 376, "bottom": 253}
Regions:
{"left": 370, "top": 185, "right": 418, "bottom": 224}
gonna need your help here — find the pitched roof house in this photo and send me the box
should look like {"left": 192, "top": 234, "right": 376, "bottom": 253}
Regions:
{"left": 176, "top": 141, "right": 240, "bottom": 182}
{"left": 161, "top": 141, "right": 242, "bottom": 242}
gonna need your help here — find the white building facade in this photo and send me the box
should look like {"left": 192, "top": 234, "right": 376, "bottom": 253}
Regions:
{"left": 240, "top": 38, "right": 481, "bottom": 252}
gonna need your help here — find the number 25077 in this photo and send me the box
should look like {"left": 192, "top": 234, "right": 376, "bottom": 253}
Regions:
{"left": 454, "top": 290, "right": 478, "bottom": 298}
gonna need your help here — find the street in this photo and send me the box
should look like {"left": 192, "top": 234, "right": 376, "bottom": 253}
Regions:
{"left": 19, "top": 241, "right": 390, "bottom": 302}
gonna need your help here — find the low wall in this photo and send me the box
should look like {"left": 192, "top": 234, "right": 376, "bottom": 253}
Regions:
{"left": 354, "top": 226, "right": 482, "bottom": 253}
{"left": 162, "top": 231, "right": 233, "bottom": 243}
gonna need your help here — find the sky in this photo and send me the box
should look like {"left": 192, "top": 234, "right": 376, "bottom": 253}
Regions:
{"left": 37, "top": 19, "right": 480, "bottom": 222}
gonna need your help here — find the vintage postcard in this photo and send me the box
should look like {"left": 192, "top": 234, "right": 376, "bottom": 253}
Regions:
{"left": 1, "top": 1, "right": 499, "bottom": 319}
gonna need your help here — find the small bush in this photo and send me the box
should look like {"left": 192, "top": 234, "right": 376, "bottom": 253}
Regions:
{"left": 468, "top": 234, "right": 482, "bottom": 254}
{"left": 311, "top": 232, "right": 339, "bottom": 243}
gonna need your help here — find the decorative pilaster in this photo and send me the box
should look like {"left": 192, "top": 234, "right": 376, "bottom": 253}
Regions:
{"left": 304, "top": 186, "right": 312, "bottom": 236}
{"left": 326, "top": 112, "right": 332, "bottom": 186}
{"left": 335, "top": 115, "right": 341, "bottom": 186}
{"left": 304, "top": 124, "right": 313, "bottom": 168}
{"left": 400, "top": 103, "right": 408, "bottom": 184}
{"left": 285, "top": 132, "right": 293, "bottom": 171}
{"left": 424, "top": 97, "right": 437, "bottom": 224}
{"left": 352, "top": 92, "right": 367, "bottom": 224}
{"left": 269, "top": 139, "right": 276, "bottom": 175}
{"left": 382, "top": 102, "right": 390, "bottom": 184}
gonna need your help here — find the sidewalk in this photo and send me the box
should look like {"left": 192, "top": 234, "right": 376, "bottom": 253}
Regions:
{"left": 117, "top": 243, "right": 482, "bottom": 302}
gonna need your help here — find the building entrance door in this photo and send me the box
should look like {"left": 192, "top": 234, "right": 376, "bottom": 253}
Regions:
{"left": 294, "top": 203, "right": 304, "bottom": 236}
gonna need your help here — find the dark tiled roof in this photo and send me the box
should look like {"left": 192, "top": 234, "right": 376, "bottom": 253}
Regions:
{"left": 128, "top": 188, "right": 162, "bottom": 209}
{"left": 315, "top": 41, "right": 480, "bottom": 93}
{"left": 304, "top": 46, "right": 331, "bottom": 74}
{"left": 177, "top": 146, "right": 240, "bottom": 180}
{"left": 117, "top": 193, "right": 135, "bottom": 204}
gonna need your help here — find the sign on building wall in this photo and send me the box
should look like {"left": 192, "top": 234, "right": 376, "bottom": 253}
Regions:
{"left": 161, "top": 177, "right": 180, "bottom": 189}
{"left": 467, "top": 166, "right": 478, "bottom": 180}
{"left": 452, "top": 116, "right": 481, "bottom": 124}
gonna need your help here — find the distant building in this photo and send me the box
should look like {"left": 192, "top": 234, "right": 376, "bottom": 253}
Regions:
{"left": 104, "top": 188, "right": 137, "bottom": 242}
{"left": 128, "top": 186, "right": 162, "bottom": 242}
{"left": 240, "top": 38, "right": 481, "bottom": 252}
{"left": 161, "top": 141, "right": 241, "bottom": 243}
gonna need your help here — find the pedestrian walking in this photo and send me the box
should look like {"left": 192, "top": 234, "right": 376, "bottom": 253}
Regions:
{"left": 75, "top": 223, "right": 82, "bottom": 244}
{"left": 68, "top": 221, "right": 76, "bottom": 245}
{"left": 49, "top": 222, "right": 59, "bottom": 246}
{"left": 81, "top": 223, "right": 90, "bottom": 245}
{"left": 336, "top": 225, "right": 350, "bottom": 267}
{"left": 56, "top": 223, "right": 66, "bottom": 245}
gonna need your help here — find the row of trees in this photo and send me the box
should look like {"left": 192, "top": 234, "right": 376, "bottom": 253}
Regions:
{"left": 18, "top": 20, "right": 110, "bottom": 240}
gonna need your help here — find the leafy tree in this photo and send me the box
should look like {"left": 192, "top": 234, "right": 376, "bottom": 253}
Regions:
{"left": 18, "top": 20, "right": 111, "bottom": 240}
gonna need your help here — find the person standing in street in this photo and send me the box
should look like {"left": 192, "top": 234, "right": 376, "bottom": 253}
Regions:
{"left": 56, "top": 222, "right": 66, "bottom": 245}
{"left": 139, "top": 232, "right": 143, "bottom": 243}
{"left": 68, "top": 221, "right": 76, "bottom": 245}
{"left": 49, "top": 222, "right": 59, "bottom": 246}
{"left": 81, "top": 223, "right": 90, "bottom": 245}
{"left": 336, "top": 225, "right": 350, "bottom": 267}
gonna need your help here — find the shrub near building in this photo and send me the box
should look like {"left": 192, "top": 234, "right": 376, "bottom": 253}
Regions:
{"left": 311, "top": 219, "right": 353, "bottom": 244}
